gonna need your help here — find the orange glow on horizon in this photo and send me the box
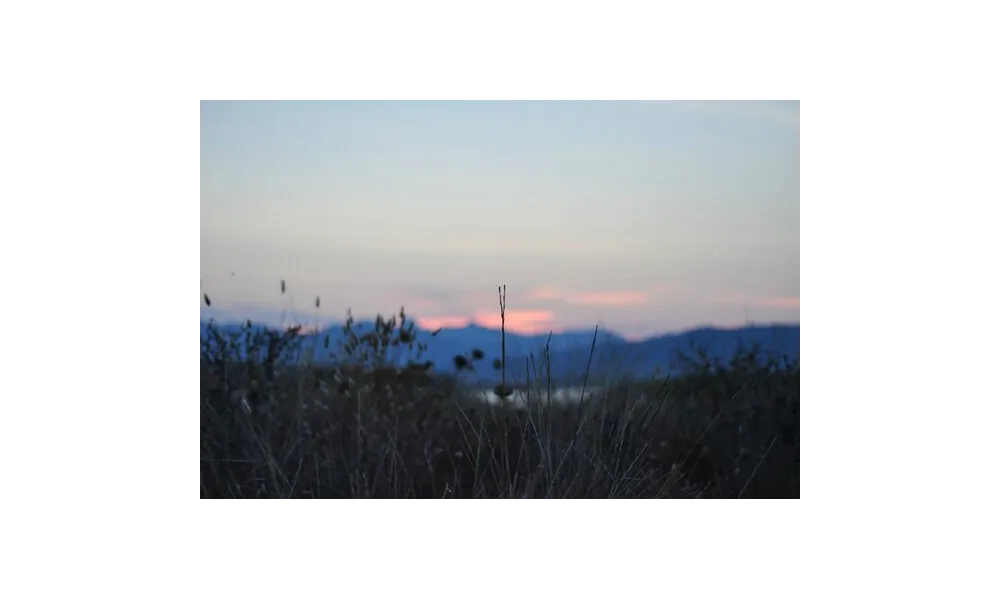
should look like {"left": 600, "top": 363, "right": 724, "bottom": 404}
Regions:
{"left": 417, "top": 311, "right": 558, "bottom": 335}
{"left": 474, "top": 309, "right": 556, "bottom": 334}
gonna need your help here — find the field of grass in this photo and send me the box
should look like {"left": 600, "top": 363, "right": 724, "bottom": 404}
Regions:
{"left": 200, "top": 286, "right": 799, "bottom": 499}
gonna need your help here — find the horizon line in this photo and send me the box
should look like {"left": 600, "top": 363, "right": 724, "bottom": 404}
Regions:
{"left": 200, "top": 316, "right": 800, "bottom": 343}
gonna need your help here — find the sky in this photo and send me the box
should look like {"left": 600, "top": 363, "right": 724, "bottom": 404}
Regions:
{"left": 201, "top": 101, "right": 799, "bottom": 339}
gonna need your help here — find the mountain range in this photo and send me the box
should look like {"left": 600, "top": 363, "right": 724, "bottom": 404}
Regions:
{"left": 201, "top": 319, "right": 799, "bottom": 386}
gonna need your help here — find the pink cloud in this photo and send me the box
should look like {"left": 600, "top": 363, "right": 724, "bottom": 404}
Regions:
{"left": 417, "top": 310, "right": 557, "bottom": 335}
{"left": 474, "top": 310, "right": 556, "bottom": 335}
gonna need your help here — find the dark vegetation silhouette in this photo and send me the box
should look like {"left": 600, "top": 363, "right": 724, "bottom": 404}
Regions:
{"left": 200, "top": 282, "right": 799, "bottom": 498}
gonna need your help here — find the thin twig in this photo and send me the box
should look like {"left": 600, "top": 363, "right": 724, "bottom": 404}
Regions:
{"left": 738, "top": 435, "right": 778, "bottom": 499}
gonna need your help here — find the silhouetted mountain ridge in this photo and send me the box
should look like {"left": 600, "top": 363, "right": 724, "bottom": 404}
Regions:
{"left": 201, "top": 318, "right": 798, "bottom": 385}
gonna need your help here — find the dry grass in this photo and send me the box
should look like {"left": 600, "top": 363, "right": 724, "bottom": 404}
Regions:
{"left": 200, "top": 283, "right": 799, "bottom": 498}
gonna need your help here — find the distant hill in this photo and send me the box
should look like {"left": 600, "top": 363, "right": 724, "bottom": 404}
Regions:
{"left": 201, "top": 317, "right": 798, "bottom": 385}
